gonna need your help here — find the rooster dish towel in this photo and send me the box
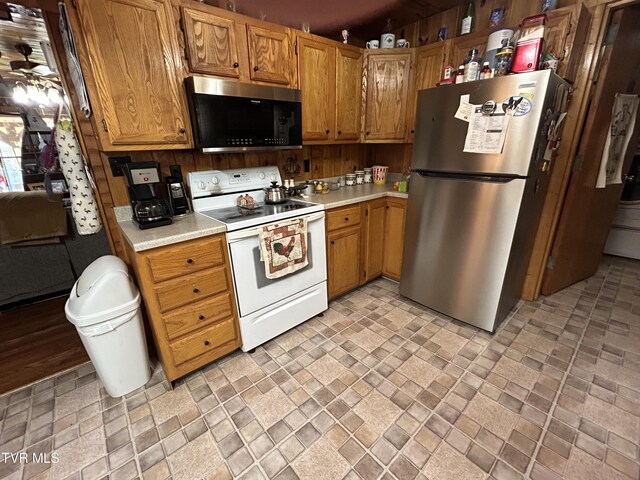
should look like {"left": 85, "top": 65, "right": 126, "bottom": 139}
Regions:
{"left": 258, "top": 217, "right": 308, "bottom": 279}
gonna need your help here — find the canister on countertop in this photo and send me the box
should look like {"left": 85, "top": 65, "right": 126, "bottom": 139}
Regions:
{"left": 355, "top": 170, "right": 365, "bottom": 185}
{"left": 346, "top": 173, "right": 356, "bottom": 186}
{"left": 364, "top": 168, "right": 373, "bottom": 183}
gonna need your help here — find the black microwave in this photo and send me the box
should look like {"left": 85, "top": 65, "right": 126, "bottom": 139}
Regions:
{"left": 186, "top": 76, "right": 302, "bottom": 153}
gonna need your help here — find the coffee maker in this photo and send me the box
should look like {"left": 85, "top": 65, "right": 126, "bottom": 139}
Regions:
{"left": 123, "top": 162, "right": 172, "bottom": 229}
{"left": 166, "top": 164, "right": 191, "bottom": 216}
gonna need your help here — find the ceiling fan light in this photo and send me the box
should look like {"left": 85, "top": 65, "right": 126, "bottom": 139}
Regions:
{"left": 47, "top": 88, "right": 61, "bottom": 103}
{"left": 12, "top": 83, "right": 28, "bottom": 103}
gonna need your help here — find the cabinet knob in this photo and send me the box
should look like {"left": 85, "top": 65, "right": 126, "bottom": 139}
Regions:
{"left": 253, "top": 66, "right": 259, "bottom": 71}
{"left": 204, "top": 340, "right": 210, "bottom": 346}
{"left": 365, "top": 131, "right": 370, "bottom": 135}
{"left": 411, "top": 129, "right": 415, "bottom": 134}
{"left": 325, "top": 129, "right": 330, "bottom": 134}
{"left": 186, "top": 258, "right": 193, "bottom": 264}
{"left": 179, "top": 128, "right": 186, "bottom": 134}
{"left": 344, "top": 217, "right": 349, "bottom": 222}
{"left": 198, "top": 314, "right": 205, "bottom": 320}
{"left": 338, "top": 130, "right": 342, "bottom": 135}
{"left": 233, "top": 62, "right": 239, "bottom": 68}
{"left": 193, "top": 287, "right": 200, "bottom": 294}
{"left": 331, "top": 240, "right": 335, "bottom": 245}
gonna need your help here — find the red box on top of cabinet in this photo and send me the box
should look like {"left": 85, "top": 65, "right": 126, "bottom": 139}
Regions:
{"left": 512, "top": 38, "right": 544, "bottom": 73}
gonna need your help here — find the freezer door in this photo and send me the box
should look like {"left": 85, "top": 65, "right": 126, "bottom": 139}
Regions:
{"left": 412, "top": 70, "right": 565, "bottom": 176}
{"left": 399, "top": 173, "right": 527, "bottom": 331}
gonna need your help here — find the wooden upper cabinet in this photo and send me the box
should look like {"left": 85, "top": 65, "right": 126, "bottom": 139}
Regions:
{"left": 407, "top": 42, "right": 447, "bottom": 142}
{"left": 545, "top": 6, "right": 591, "bottom": 83}
{"left": 247, "top": 24, "right": 294, "bottom": 86}
{"left": 364, "top": 51, "right": 413, "bottom": 142}
{"left": 298, "top": 36, "right": 335, "bottom": 141}
{"left": 335, "top": 46, "right": 363, "bottom": 141}
{"left": 75, "top": 0, "right": 190, "bottom": 149}
{"left": 450, "top": 31, "right": 488, "bottom": 68}
{"left": 181, "top": 6, "right": 242, "bottom": 79}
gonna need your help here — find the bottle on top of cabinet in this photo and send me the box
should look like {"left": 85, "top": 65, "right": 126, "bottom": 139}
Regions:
{"left": 480, "top": 62, "right": 493, "bottom": 79}
{"left": 461, "top": 0, "right": 475, "bottom": 35}
{"left": 455, "top": 65, "right": 465, "bottom": 84}
{"left": 464, "top": 49, "right": 482, "bottom": 82}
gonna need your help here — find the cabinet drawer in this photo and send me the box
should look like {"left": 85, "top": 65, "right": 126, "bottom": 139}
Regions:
{"left": 155, "top": 267, "right": 229, "bottom": 313}
{"left": 163, "top": 293, "right": 234, "bottom": 341}
{"left": 147, "top": 237, "right": 224, "bottom": 283}
{"left": 326, "top": 205, "right": 361, "bottom": 231}
{"left": 170, "top": 317, "right": 237, "bottom": 365}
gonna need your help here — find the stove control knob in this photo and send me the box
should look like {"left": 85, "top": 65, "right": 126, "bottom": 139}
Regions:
{"left": 212, "top": 176, "right": 220, "bottom": 185}
{"left": 197, "top": 181, "right": 205, "bottom": 190}
{"left": 258, "top": 172, "right": 266, "bottom": 180}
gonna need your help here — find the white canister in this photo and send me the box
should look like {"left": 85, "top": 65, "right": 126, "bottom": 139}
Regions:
{"left": 345, "top": 173, "right": 356, "bottom": 186}
{"left": 364, "top": 168, "right": 373, "bottom": 184}
{"left": 380, "top": 33, "right": 395, "bottom": 49}
{"left": 355, "top": 170, "right": 365, "bottom": 185}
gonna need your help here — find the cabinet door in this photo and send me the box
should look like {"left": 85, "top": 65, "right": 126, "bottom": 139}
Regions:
{"left": 298, "top": 36, "right": 335, "bottom": 141}
{"left": 327, "top": 225, "right": 361, "bottom": 300}
{"left": 406, "top": 42, "right": 448, "bottom": 142}
{"left": 363, "top": 199, "right": 386, "bottom": 282}
{"left": 75, "top": 0, "right": 190, "bottom": 148}
{"left": 450, "top": 31, "right": 487, "bottom": 68}
{"left": 364, "top": 52, "right": 412, "bottom": 141}
{"left": 247, "top": 24, "right": 293, "bottom": 86}
{"left": 181, "top": 7, "right": 242, "bottom": 78}
{"left": 335, "top": 46, "right": 363, "bottom": 141}
{"left": 382, "top": 198, "right": 407, "bottom": 281}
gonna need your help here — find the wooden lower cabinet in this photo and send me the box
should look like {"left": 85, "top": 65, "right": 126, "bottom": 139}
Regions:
{"left": 383, "top": 197, "right": 408, "bottom": 281}
{"left": 326, "top": 196, "right": 407, "bottom": 300}
{"left": 124, "top": 234, "right": 241, "bottom": 382}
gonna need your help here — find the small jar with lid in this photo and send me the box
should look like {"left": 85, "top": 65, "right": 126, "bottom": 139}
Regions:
{"left": 355, "top": 170, "right": 365, "bottom": 185}
{"left": 345, "top": 173, "right": 356, "bottom": 186}
{"left": 364, "top": 168, "right": 373, "bottom": 184}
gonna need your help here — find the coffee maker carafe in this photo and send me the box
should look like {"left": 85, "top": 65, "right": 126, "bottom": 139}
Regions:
{"left": 123, "top": 162, "right": 172, "bottom": 229}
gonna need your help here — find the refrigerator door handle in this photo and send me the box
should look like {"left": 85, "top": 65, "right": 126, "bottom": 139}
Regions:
{"left": 412, "top": 170, "right": 525, "bottom": 183}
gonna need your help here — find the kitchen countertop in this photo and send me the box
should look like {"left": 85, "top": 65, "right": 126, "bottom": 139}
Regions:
{"left": 115, "top": 207, "right": 226, "bottom": 252}
{"left": 115, "top": 183, "right": 408, "bottom": 251}
{"left": 303, "top": 183, "right": 408, "bottom": 209}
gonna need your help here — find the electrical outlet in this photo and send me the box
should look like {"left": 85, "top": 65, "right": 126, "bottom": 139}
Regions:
{"left": 108, "top": 156, "right": 131, "bottom": 177}
{"left": 303, "top": 159, "right": 310, "bottom": 173}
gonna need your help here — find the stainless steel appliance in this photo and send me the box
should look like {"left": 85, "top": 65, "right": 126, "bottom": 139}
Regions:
{"left": 189, "top": 166, "right": 327, "bottom": 351}
{"left": 166, "top": 165, "right": 190, "bottom": 216}
{"left": 186, "top": 77, "right": 302, "bottom": 153}
{"left": 123, "top": 162, "right": 172, "bottom": 229}
{"left": 400, "top": 70, "right": 569, "bottom": 332}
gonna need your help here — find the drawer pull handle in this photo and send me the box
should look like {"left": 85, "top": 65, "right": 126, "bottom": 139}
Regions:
{"left": 186, "top": 258, "right": 193, "bottom": 264}
{"left": 233, "top": 62, "right": 239, "bottom": 68}
{"left": 198, "top": 315, "right": 205, "bottom": 320}
{"left": 325, "top": 129, "right": 330, "bottom": 134}
{"left": 344, "top": 217, "right": 349, "bottom": 221}
{"left": 253, "top": 66, "right": 259, "bottom": 71}
{"left": 193, "top": 287, "right": 200, "bottom": 294}
{"left": 204, "top": 340, "right": 210, "bottom": 346}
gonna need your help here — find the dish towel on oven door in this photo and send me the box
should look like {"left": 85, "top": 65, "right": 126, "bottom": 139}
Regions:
{"left": 258, "top": 217, "right": 308, "bottom": 279}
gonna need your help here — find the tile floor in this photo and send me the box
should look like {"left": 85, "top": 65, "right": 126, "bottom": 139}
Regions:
{"left": 1, "top": 256, "right": 639, "bottom": 480}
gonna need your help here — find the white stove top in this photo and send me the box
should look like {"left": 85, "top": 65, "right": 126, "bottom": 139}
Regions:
{"left": 189, "top": 167, "right": 323, "bottom": 231}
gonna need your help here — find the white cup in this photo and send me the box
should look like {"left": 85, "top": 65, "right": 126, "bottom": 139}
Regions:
{"left": 366, "top": 40, "right": 380, "bottom": 49}
{"left": 396, "top": 38, "right": 410, "bottom": 48}
{"left": 381, "top": 33, "right": 395, "bottom": 49}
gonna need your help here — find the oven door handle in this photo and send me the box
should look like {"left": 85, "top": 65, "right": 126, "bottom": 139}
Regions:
{"left": 227, "top": 211, "right": 325, "bottom": 242}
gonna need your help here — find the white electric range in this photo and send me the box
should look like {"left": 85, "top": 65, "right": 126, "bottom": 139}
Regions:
{"left": 189, "top": 166, "right": 327, "bottom": 352}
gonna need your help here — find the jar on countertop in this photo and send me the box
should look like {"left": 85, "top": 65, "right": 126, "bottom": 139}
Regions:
{"left": 355, "top": 170, "right": 365, "bottom": 185}
{"left": 345, "top": 173, "right": 356, "bottom": 186}
{"left": 364, "top": 168, "right": 373, "bottom": 184}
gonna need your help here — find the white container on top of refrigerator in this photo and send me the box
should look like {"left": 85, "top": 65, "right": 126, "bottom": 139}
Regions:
{"left": 400, "top": 70, "right": 569, "bottom": 332}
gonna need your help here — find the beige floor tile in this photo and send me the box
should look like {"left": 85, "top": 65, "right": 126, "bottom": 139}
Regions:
{"left": 582, "top": 395, "right": 639, "bottom": 443}
{"left": 306, "top": 355, "right": 348, "bottom": 386}
{"left": 50, "top": 425, "right": 105, "bottom": 480}
{"left": 54, "top": 382, "right": 100, "bottom": 419}
{"left": 293, "top": 437, "right": 350, "bottom": 480}
{"left": 514, "top": 330, "right": 556, "bottom": 355}
{"left": 564, "top": 446, "right": 628, "bottom": 480}
{"left": 353, "top": 390, "right": 402, "bottom": 434}
{"left": 492, "top": 356, "right": 540, "bottom": 391}
{"left": 245, "top": 386, "right": 295, "bottom": 428}
{"left": 349, "top": 328, "right": 387, "bottom": 352}
{"left": 397, "top": 356, "right": 440, "bottom": 388}
{"left": 430, "top": 328, "right": 467, "bottom": 356}
{"left": 423, "top": 442, "right": 485, "bottom": 480}
{"left": 149, "top": 385, "right": 196, "bottom": 425}
{"left": 275, "top": 330, "right": 308, "bottom": 352}
{"left": 168, "top": 433, "right": 222, "bottom": 480}
{"left": 464, "top": 393, "right": 519, "bottom": 440}
{"left": 219, "top": 354, "right": 260, "bottom": 383}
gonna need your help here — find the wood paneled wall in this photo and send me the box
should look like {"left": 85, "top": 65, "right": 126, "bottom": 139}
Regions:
{"left": 105, "top": 145, "right": 367, "bottom": 207}
{"left": 366, "top": 144, "right": 413, "bottom": 174}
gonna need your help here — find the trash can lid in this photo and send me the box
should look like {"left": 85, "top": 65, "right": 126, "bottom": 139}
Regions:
{"left": 66, "top": 255, "right": 141, "bottom": 327}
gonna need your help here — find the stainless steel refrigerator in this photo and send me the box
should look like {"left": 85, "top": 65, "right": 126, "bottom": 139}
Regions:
{"left": 400, "top": 70, "right": 570, "bottom": 332}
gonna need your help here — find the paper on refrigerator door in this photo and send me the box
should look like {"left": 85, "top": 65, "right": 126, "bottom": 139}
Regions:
{"left": 455, "top": 94, "right": 475, "bottom": 122}
{"left": 463, "top": 108, "right": 510, "bottom": 154}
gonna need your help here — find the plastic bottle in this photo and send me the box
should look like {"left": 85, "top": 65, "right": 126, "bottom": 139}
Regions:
{"left": 465, "top": 49, "right": 481, "bottom": 82}
{"left": 455, "top": 65, "right": 465, "bottom": 84}
{"left": 461, "top": 0, "right": 475, "bottom": 35}
{"left": 480, "top": 62, "right": 492, "bottom": 79}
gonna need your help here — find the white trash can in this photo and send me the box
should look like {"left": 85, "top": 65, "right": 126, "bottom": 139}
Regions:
{"left": 65, "top": 255, "right": 151, "bottom": 397}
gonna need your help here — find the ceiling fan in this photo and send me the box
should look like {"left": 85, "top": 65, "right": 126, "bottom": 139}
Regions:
{"left": 10, "top": 43, "right": 57, "bottom": 77}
